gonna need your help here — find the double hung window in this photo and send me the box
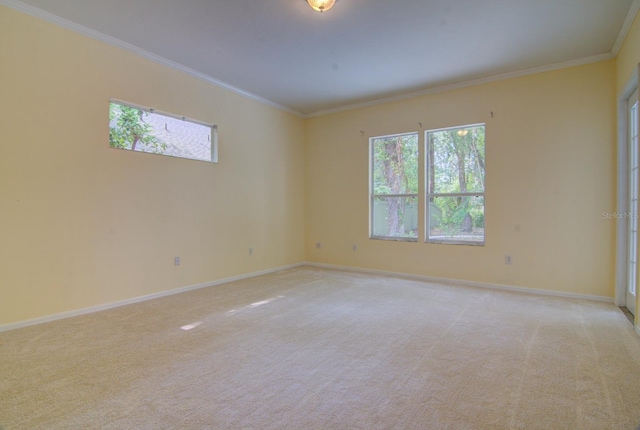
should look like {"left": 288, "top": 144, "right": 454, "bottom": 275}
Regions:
{"left": 426, "top": 124, "right": 485, "bottom": 245}
{"left": 370, "top": 133, "right": 419, "bottom": 240}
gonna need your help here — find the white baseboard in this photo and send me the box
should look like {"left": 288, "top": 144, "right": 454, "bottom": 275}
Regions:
{"left": 1, "top": 261, "right": 615, "bottom": 333}
{"left": 0, "top": 262, "right": 305, "bottom": 333}
{"left": 303, "top": 261, "right": 614, "bottom": 303}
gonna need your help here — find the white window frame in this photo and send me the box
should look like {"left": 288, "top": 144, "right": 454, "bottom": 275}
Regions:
{"left": 425, "top": 123, "right": 485, "bottom": 246}
{"left": 109, "top": 99, "right": 218, "bottom": 163}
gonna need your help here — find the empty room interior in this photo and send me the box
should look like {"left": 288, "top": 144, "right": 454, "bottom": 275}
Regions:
{"left": 3, "top": 0, "right": 640, "bottom": 428}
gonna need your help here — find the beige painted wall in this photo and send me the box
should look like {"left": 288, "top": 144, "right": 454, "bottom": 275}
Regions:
{"left": 0, "top": 4, "right": 628, "bottom": 327}
{"left": 616, "top": 8, "right": 640, "bottom": 325}
{"left": 305, "top": 61, "right": 616, "bottom": 298}
{"left": 0, "top": 6, "right": 306, "bottom": 326}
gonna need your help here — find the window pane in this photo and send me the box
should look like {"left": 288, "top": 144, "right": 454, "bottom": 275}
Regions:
{"left": 428, "top": 195, "right": 484, "bottom": 243}
{"left": 109, "top": 102, "right": 215, "bottom": 163}
{"left": 428, "top": 125, "right": 485, "bottom": 194}
{"left": 372, "top": 196, "right": 418, "bottom": 239}
{"left": 372, "top": 133, "right": 419, "bottom": 195}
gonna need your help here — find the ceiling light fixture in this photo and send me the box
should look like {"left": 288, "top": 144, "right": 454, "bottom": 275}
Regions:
{"left": 307, "top": 0, "right": 336, "bottom": 13}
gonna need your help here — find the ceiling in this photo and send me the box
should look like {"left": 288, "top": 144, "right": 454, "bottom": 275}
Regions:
{"left": 5, "top": 0, "right": 637, "bottom": 116}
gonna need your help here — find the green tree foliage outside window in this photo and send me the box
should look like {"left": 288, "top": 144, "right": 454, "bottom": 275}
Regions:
{"left": 371, "top": 133, "right": 419, "bottom": 239}
{"left": 109, "top": 103, "right": 167, "bottom": 154}
{"left": 427, "top": 125, "right": 485, "bottom": 244}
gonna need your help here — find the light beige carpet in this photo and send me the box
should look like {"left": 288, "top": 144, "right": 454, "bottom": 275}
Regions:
{"left": 2, "top": 266, "right": 640, "bottom": 429}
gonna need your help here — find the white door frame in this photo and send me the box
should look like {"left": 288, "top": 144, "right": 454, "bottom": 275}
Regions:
{"left": 615, "top": 68, "right": 639, "bottom": 313}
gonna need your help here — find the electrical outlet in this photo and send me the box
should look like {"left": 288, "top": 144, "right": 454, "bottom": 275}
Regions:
{"left": 353, "top": 244, "right": 357, "bottom": 252}
{"left": 505, "top": 255, "right": 512, "bottom": 265}
{"left": 316, "top": 242, "right": 321, "bottom": 249}
{"left": 174, "top": 256, "right": 181, "bottom": 266}
{"left": 249, "top": 247, "right": 253, "bottom": 255}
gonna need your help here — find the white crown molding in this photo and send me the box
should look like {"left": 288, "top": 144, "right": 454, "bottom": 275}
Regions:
{"left": 303, "top": 52, "right": 615, "bottom": 118}
{"left": 0, "top": 0, "right": 304, "bottom": 118}
{"left": 304, "top": 261, "right": 614, "bottom": 303}
{"left": 1, "top": 0, "right": 632, "bottom": 119}
{"left": 613, "top": 0, "right": 640, "bottom": 55}
{"left": 0, "top": 262, "right": 306, "bottom": 333}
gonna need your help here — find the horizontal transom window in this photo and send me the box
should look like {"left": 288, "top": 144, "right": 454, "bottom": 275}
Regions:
{"left": 109, "top": 100, "right": 217, "bottom": 163}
